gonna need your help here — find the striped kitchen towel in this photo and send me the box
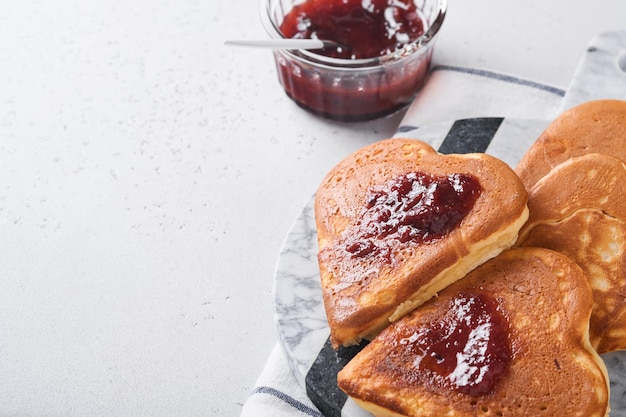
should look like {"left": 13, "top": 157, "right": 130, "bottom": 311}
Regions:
{"left": 397, "top": 64, "right": 565, "bottom": 131}
{"left": 240, "top": 344, "right": 325, "bottom": 417}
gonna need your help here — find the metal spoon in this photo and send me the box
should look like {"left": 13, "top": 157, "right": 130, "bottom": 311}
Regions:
{"left": 224, "top": 39, "right": 344, "bottom": 50}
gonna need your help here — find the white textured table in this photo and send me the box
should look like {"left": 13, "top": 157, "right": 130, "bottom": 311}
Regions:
{"left": 0, "top": 1, "right": 625, "bottom": 416}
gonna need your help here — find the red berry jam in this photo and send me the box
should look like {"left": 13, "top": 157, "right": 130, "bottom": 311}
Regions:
{"left": 343, "top": 172, "right": 482, "bottom": 264}
{"left": 394, "top": 292, "right": 512, "bottom": 396}
{"left": 267, "top": 0, "right": 445, "bottom": 120}
{"left": 279, "top": 0, "right": 426, "bottom": 60}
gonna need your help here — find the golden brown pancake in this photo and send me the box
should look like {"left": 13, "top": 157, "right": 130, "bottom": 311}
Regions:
{"left": 338, "top": 248, "right": 609, "bottom": 417}
{"left": 519, "top": 209, "right": 626, "bottom": 353}
{"left": 515, "top": 99, "right": 626, "bottom": 190}
{"left": 516, "top": 153, "right": 626, "bottom": 353}
{"left": 518, "top": 153, "right": 626, "bottom": 240}
{"left": 315, "top": 138, "right": 529, "bottom": 348}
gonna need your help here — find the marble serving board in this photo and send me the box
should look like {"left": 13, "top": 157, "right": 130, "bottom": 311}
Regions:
{"left": 559, "top": 30, "right": 626, "bottom": 112}
{"left": 273, "top": 31, "right": 626, "bottom": 417}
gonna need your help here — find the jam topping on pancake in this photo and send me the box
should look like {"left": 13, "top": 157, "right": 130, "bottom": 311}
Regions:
{"left": 388, "top": 291, "right": 511, "bottom": 396}
{"left": 343, "top": 172, "right": 482, "bottom": 264}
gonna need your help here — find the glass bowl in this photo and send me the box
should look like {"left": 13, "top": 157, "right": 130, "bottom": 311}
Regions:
{"left": 260, "top": 0, "right": 447, "bottom": 122}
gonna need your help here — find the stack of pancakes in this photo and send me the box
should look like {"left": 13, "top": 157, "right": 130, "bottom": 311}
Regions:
{"left": 314, "top": 100, "right": 626, "bottom": 416}
{"left": 514, "top": 100, "right": 626, "bottom": 355}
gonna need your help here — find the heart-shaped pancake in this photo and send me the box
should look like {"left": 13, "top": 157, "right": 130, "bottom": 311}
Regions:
{"left": 338, "top": 247, "right": 609, "bottom": 417}
{"left": 315, "top": 138, "right": 528, "bottom": 348}
{"left": 517, "top": 153, "right": 626, "bottom": 353}
{"left": 515, "top": 99, "right": 626, "bottom": 189}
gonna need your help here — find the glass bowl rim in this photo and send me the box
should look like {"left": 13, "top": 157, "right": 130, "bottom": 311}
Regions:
{"left": 259, "top": 0, "right": 447, "bottom": 71}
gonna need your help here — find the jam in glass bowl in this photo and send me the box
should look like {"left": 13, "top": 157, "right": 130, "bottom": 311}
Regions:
{"left": 261, "top": 0, "right": 447, "bottom": 122}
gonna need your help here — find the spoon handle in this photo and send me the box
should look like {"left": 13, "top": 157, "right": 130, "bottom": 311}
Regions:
{"left": 224, "top": 39, "right": 326, "bottom": 50}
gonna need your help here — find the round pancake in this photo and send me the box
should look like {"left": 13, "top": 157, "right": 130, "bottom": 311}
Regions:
{"left": 515, "top": 99, "right": 626, "bottom": 189}
{"left": 338, "top": 248, "right": 609, "bottom": 417}
{"left": 516, "top": 153, "right": 626, "bottom": 353}
{"left": 519, "top": 209, "right": 626, "bottom": 354}
{"left": 518, "top": 153, "right": 626, "bottom": 242}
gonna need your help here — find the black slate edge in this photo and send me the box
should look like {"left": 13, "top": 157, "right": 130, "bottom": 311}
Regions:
{"left": 305, "top": 338, "right": 369, "bottom": 417}
{"left": 438, "top": 117, "right": 504, "bottom": 154}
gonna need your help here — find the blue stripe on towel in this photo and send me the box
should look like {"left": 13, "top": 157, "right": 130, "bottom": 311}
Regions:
{"left": 432, "top": 65, "right": 566, "bottom": 97}
{"left": 253, "top": 386, "right": 325, "bottom": 417}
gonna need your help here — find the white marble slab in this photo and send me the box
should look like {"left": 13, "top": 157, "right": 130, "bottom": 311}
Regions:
{"left": 560, "top": 30, "right": 626, "bottom": 111}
